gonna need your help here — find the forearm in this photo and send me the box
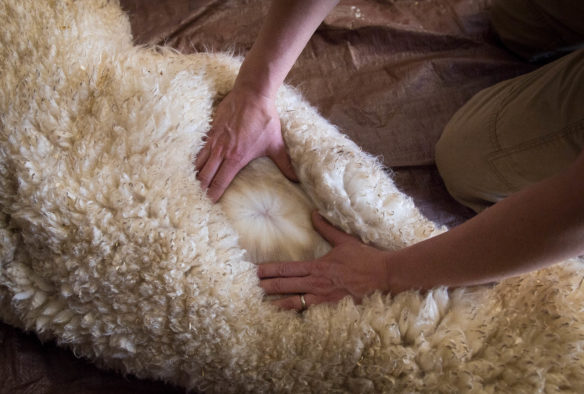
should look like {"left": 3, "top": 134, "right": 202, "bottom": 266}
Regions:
{"left": 389, "top": 150, "right": 584, "bottom": 292}
{"left": 234, "top": 0, "right": 339, "bottom": 99}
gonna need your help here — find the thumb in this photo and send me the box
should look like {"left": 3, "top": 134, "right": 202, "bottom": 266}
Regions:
{"left": 311, "top": 211, "right": 355, "bottom": 246}
{"left": 269, "top": 146, "right": 299, "bottom": 182}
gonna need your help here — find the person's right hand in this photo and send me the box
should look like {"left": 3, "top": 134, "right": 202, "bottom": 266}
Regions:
{"left": 194, "top": 86, "right": 298, "bottom": 202}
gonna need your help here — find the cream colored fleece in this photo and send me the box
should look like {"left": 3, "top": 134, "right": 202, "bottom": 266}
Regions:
{"left": 1, "top": 1, "right": 584, "bottom": 392}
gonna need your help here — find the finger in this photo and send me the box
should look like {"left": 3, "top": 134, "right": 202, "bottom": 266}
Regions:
{"left": 193, "top": 143, "right": 211, "bottom": 171}
{"left": 196, "top": 150, "right": 223, "bottom": 191}
{"left": 206, "top": 157, "right": 246, "bottom": 203}
{"left": 271, "top": 293, "right": 316, "bottom": 312}
{"left": 257, "top": 261, "right": 312, "bottom": 279}
{"left": 259, "top": 276, "right": 313, "bottom": 295}
{"left": 269, "top": 146, "right": 298, "bottom": 182}
{"left": 194, "top": 130, "right": 216, "bottom": 170}
{"left": 273, "top": 292, "right": 353, "bottom": 311}
{"left": 194, "top": 142, "right": 211, "bottom": 171}
{"left": 311, "top": 211, "right": 355, "bottom": 246}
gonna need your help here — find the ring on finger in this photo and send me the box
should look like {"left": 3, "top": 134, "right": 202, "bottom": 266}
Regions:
{"left": 299, "top": 294, "right": 307, "bottom": 312}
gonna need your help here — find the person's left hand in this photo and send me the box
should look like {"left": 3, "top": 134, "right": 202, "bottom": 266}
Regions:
{"left": 258, "top": 211, "right": 395, "bottom": 311}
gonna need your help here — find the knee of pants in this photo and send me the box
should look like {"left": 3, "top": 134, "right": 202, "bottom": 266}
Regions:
{"left": 435, "top": 109, "right": 505, "bottom": 213}
{"left": 434, "top": 130, "right": 459, "bottom": 199}
{"left": 438, "top": 48, "right": 584, "bottom": 213}
{"left": 435, "top": 127, "right": 486, "bottom": 212}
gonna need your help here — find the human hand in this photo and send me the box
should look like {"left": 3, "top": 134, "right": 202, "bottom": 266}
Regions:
{"left": 194, "top": 86, "right": 298, "bottom": 202}
{"left": 258, "top": 211, "right": 395, "bottom": 311}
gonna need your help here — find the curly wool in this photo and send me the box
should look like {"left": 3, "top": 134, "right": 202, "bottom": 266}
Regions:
{"left": 1, "top": 1, "right": 584, "bottom": 392}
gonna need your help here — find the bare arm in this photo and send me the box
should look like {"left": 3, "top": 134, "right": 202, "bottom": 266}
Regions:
{"left": 259, "top": 149, "right": 584, "bottom": 310}
{"left": 389, "top": 148, "right": 584, "bottom": 292}
{"left": 195, "top": 0, "right": 340, "bottom": 202}
{"left": 235, "top": 0, "right": 340, "bottom": 99}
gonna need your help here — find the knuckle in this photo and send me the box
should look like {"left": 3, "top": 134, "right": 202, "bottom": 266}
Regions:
{"left": 209, "top": 174, "right": 234, "bottom": 194}
{"left": 197, "top": 174, "right": 211, "bottom": 185}
{"left": 278, "top": 263, "right": 294, "bottom": 277}
{"left": 309, "top": 275, "right": 332, "bottom": 291}
{"left": 310, "top": 261, "right": 328, "bottom": 275}
{"left": 217, "top": 129, "right": 231, "bottom": 142}
{"left": 225, "top": 149, "right": 247, "bottom": 165}
{"left": 209, "top": 177, "right": 228, "bottom": 191}
{"left": 271, "top": 279, "right": 285, "bottom": 294}
{"left": 209, "top": 146, "right": 224, "bottom": 161}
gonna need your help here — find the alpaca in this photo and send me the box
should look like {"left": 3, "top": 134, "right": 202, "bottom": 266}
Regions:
{"left": 1, "top": 1, "right": 584, "bottom": 393}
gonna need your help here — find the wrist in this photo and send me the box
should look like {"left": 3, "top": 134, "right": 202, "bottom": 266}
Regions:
{"left": 384, "top": 249, "right": 408, "bottom": 295}
{"left": 232, "top": 77, "right": 277, "bottom": 101}
{"left": 234, "top": 54, "right": 287, "bottom": 100}
{"left": 383, "top": 246, "right": 429, "bottom": 295}
{"left": 227, "top": 79, "right": 278, "bottom": 113}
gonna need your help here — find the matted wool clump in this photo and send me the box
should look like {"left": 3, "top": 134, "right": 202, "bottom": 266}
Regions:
{"left": 1, "top": 1, "right": 584, "bottom": 392}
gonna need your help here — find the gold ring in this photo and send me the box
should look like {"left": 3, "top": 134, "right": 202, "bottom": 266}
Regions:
{"left": 299, "top": 294, "right": 307, "bottom": 311}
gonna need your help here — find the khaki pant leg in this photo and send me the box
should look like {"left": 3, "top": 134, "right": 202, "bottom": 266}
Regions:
{"left": 435, "top": 49, "right": 584, "bottom": 212}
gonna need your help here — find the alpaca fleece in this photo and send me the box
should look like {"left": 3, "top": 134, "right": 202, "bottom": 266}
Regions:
{"left": 220, "top": 157, "right": 331, "bottom": 263}
{"left": 1, "top": 1, "right": 584, "bottom": 392}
